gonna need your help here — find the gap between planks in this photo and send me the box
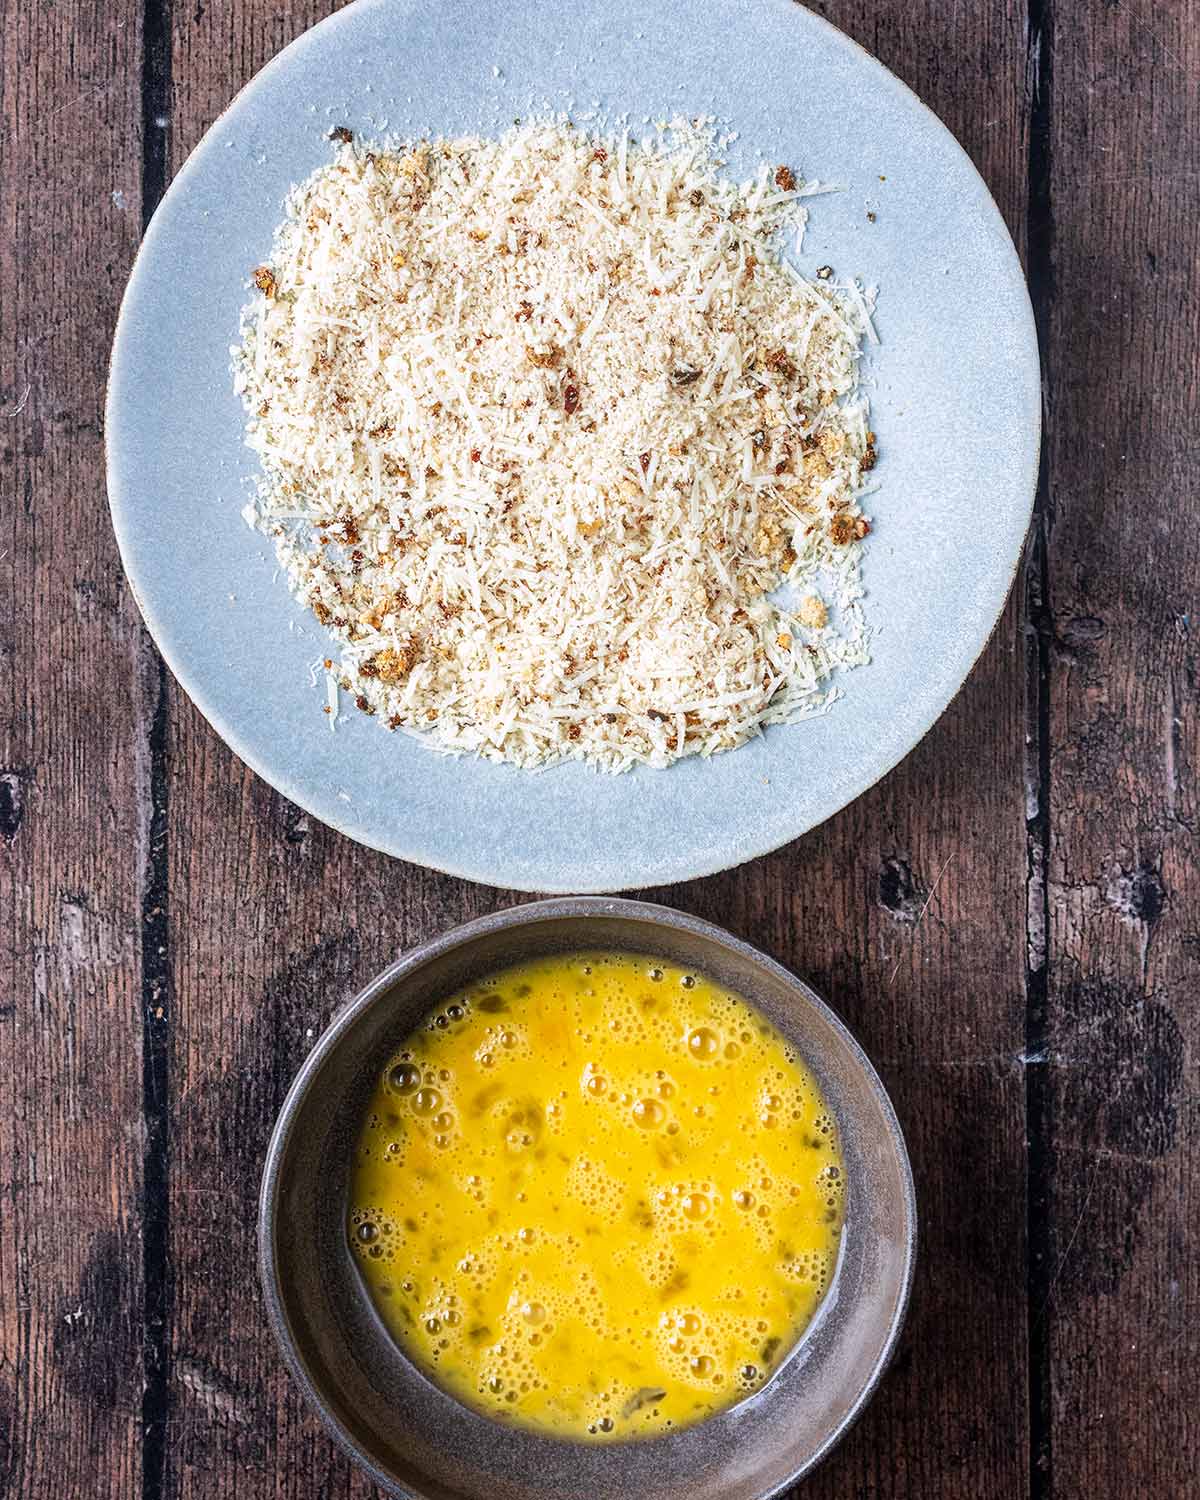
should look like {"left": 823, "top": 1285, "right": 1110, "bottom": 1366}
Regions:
{"left": 1024, "top": 0, "right": 1056, "bottom": 1496}
{"left": 138, "top": 2, "right": 174, "bottom": 1498}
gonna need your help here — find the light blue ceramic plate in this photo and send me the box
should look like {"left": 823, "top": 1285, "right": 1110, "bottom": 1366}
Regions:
{"left": 107, "top": 0, "right": 1039, "bottom": 894}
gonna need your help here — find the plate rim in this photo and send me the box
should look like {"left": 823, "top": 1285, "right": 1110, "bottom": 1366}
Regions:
{"left": 106, "top": 0, "right": 1040, "bottom": 894}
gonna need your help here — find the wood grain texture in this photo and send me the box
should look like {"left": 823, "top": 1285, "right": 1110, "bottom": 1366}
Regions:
{"left": 3, "top": 0, "right": 1198, "bottom": 1496}
{"left": 155, "top": 3, "right": 1033, "bottom": 1498}
{"left": 1039, "top": 3, "right": 1200, "bottom": 1496}
{"left": 164, "top": 14, "right": 423, "bottom": 1497}
{"left": 0, "top": 2, "right": 147, "bottom": 1496}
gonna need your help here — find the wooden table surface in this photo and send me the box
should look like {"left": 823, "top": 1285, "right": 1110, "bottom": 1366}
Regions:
{"left": 2, "top": 1, "right": 1198, "bottom": 1496}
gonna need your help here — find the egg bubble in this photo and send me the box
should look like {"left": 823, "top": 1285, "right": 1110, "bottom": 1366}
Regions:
{"left": 687, "top": 1027, "right": 719, "bottom": 1061}
{"left": 632, "top": 1098, "right": 666, "bottom": 1129}
{"left": 388, "top": 1061, "right": 421, "bottom": 1094}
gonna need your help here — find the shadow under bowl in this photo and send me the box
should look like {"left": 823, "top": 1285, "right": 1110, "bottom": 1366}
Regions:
{"left": 259, "top": 898, "right": 917, "bottom": 1500}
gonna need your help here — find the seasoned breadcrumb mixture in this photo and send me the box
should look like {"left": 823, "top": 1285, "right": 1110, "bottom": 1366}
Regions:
{"left": 234, "top": 120, "right": 877, "bottom": 770}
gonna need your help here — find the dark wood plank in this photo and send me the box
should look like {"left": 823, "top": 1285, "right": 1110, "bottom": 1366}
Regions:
{"left": 661, "top": 8, "right": 1036, "bottom": 1494}
{"left": 163, "top": 13, "right": 418, "bottom": 1496}
{"left": 0, "top": 1, "right": 147, "bottom": 1496}
{"left": 157, "top": 3, "right": 1033, "bottom": 1498}
{"left": 1040, "top": 4, "right": 1200, "bottom": 1496}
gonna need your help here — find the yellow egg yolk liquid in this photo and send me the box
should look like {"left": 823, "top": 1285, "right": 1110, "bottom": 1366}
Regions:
{"left": 348, "top": 951, "right": 845, "bottom": 1439}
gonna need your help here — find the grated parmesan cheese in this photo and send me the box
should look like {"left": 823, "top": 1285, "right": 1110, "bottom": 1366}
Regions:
{"left": 234, "top": 119, "right": 876, "bottom": 771}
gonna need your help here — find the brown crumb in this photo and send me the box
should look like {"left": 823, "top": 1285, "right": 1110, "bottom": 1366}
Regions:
{"left": 815, "top": 265, "right": 833, "bottom": 280}
{"left": 829, "top": 514, "right": 855, "bottom": 545}
{"left": 526, "top": 345, "right": 562, "bottom": 368}
{"left": 328, "top": 126, "right": 354, "bottom": 144}
{"left": 252, "top": 265, "right": 277, "bottom": 298}
{"left": 774, "top": 165, "right": 797, "bottom": 192}
{"left": 363, "top": 646, "right": 414, "bottom": 683}
{"left": 564, "top": 384, "right": 580, "bottom": 415}
{"left": 764, "top": 348, "right": 797, "bottom": 380}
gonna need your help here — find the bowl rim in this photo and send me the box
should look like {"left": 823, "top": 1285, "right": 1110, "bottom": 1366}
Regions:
{"left": 258, "top": 896, "right": 918, "bottom": 1498}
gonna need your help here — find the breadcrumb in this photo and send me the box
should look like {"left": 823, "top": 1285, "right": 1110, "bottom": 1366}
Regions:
{"left": 234, "top": 120, "right": 876, "bottom": 771}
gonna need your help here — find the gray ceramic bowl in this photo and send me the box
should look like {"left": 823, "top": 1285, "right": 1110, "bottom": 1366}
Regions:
{"left": 259, "top": 899, "right": 916, "bottom": 1499}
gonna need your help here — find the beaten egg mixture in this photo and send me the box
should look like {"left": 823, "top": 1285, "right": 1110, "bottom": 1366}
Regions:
{"left": 349, "top": 952, "right": 844, "bottom": 1439}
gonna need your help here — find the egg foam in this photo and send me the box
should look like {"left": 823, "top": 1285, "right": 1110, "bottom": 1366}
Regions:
{"left": 348, "top": 951, "right": 845, "bottom": 1440}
